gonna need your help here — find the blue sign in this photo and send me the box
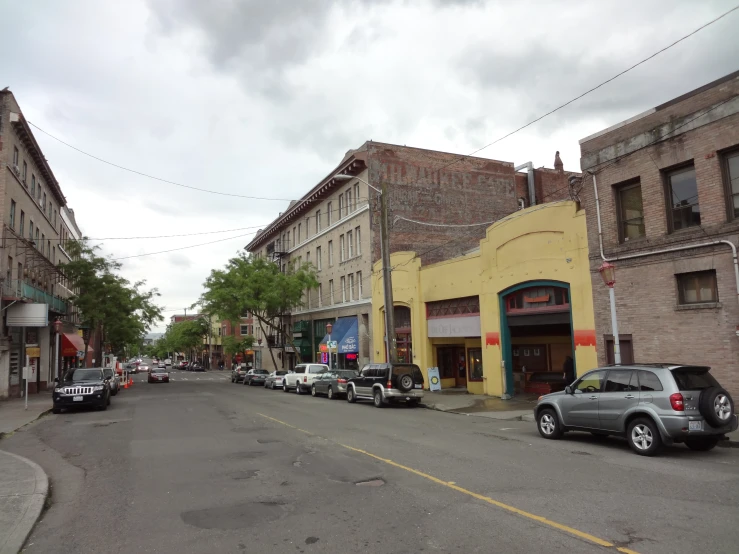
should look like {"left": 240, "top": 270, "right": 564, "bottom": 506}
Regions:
{"left": 338, "top": 318, "right": 359, "bottom": 354}
{"left": 428, "top": 367, "right": 441, "bottom": 391}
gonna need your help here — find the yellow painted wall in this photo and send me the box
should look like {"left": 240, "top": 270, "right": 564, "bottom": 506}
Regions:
{"left": 371, "top": 201, "right": 597, "bottom": 397}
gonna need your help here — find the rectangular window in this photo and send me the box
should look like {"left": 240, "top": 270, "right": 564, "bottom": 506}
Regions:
{"left": 13, "top": 147, "right": 19, "bottom": 166}
{"left": 346, "top": 189, "right": 352, "bottom": 215}
{"left": 329, "top": 279, "right": 334, "bottom": 305}
{"left": 341, "top": 276, "right": 346, "bottom": 302}
{"left": 605, "top": 335, "right": 634, "bottom": 365}
{"left": 306, "top": 251, "right": 311, "bottom": 266}
{"left": 677, "top": 270, "right": 718, "bottom": 305}
{"left": 54, "top": 209, "right": 57, "bottom": 227}
{"left": 240, "top": 324, "right": 249, "bottom": 336}
{"left": 9, "top": 200, "right": 16, "bottom": 229}
{"left": 327, "top": 202, "right": 333, "bottom": 226}
{"left": 43, "top": 192, "right": 47, "bottom": 211}
{"left": 298, "top": 223, "right": 301, "bottom": 243}
{"left": 339, "top": 195, "right": 344, "bottom": 219}
{"left": 316, "top": 210, "right": 321, "bottom": 233}
{"left": 354, "top": 183, "right": 360, "bottom": 208}
{"left": 357, "top": 271, "right": 363, "bottom": 298}
{"left": 347, "top": 230, "right": 353, "bottom": 258}
{"left": 22, "top": 161, "right": 27, "bottom": 183}
{"left": 35, "top": 227, "right": 39, "bottom": 246}
{"left": 37, "top": 183, "right": 41, "bottom": 201}
{"left": 355, "top": 226, "right": 361, "bottom": 256}
{"left": 316, "top": 246, "right": 322, "bottom": 270}
{"left": 41, "top": 234, "right": 45, "bottom": 255}
{"left": 48, "top": 201, "right": 52, "bottom": 220}
{"left": 328, "top": 240, "right": 334, "bottom": 266}
{"left": 349, "top": 274, "right": 354, "bottom": 301}
{"left": 318, "top": 283, "right": 323, "bottom": 307}
{"left": 31, "top": 174, "right": 36, "bottom": 195}
{"left": 47, "top": 240, "right": 51, "bottom": 258}
{"left": 340, "top": 234, "right": 345, "bottom": 262}
{"left": 293, "top": 226, "right": 296, "bottom": 246}
{"left": 287, "top": 231, "right": 291, "bottom": 249}
{"left": 53, "top": 247, "right": 56, "bottom": 264}
{"left": 666, "top": 165, "right": 700, "bottom": 231}
{"left": 7, "top": 256, "right": 12, "bottom": 283}
{"left": 19, "top": 211, "right": 25, "bottom": 236}
{"left": 724, "top": 149, "right": 739, "bottom": 219}
{"left": 616, "top": 181, "right": 645, "bottom": 242}
{"left": 29, "top": 221, "right": 34, "bottom": 242}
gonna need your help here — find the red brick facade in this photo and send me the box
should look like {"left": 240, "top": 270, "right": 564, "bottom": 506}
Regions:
{"left": 579, "top": 71, "right": 739, "bottom": 395}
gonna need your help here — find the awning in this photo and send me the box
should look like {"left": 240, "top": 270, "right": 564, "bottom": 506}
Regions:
{"left": 319, "top": 316, "right": 358, "bottom": 354}
{"left": 61, "top": 332, "right": 85, "bottom": 357}
{"left": 337, "top": 318, "right": 359, "bottom": 354}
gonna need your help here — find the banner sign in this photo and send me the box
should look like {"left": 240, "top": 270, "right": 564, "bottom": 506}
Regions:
{"left": 428, "top": 367, "right": 441, "bottom": 391}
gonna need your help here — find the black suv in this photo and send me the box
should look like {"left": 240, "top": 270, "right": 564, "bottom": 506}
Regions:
{"left": 347, "top": 363, "right": 425, "bottom": 408}
{"left": 52, "top": 368, "right": 111, "bottom": 413}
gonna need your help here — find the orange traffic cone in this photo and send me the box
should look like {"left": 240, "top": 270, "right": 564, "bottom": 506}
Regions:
{"left": 129, "top": 377, "right": 134, "bottom": 387}
{"left": 123, "top": 379, "right": 129, "bottom": 390}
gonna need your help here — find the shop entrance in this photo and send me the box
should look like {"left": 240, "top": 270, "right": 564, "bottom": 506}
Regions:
{"left": 437, "top": 346, "right": 467, "bottom": 388}
{"left": 500, "top": 282, "right": 575, "bottom": 397}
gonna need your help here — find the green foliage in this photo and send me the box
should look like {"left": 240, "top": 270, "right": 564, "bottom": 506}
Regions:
{"left": 222, "top": 334, "right": 255, "bottom": 357}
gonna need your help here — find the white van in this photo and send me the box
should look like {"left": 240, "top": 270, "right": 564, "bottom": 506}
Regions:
{"left": 164, "top": 358, "right": 172, "bottom": 367}
{"left": 283, "top": 364, "right": 329, "bottom": 394}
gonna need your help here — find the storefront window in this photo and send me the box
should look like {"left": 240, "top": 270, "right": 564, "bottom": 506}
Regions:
{"left": 396, "top": 333, "right": 412, "bottom": 363}
{"left": 468, "top": 348, "right": 483, "bottom": 381}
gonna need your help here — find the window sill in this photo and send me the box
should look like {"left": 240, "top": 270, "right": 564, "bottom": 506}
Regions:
{"left": 340, "top": 255, "right": 362, "bottom": 265}
{"left": 675, "top": 302, "right": 722, "bottom": 311}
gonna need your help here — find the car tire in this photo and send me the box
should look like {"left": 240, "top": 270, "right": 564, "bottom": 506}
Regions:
{"left": 537, "top": 408, "right": 563, "bottom": 440}
{"left": 52, "top": 407, "right": 61, "bottom": 414}
{"left": 311, "top": 385, "right": 317, "bottom": 397}
{"left": 373, "top": 389, "right": 384, "bottom": 408}
{"left": 698, "top": 387, "right": 735, "bottom": 428}
{"left": 296, "top": 383, "right": 302, "bottom": 395}
{"left": 283, "top": 383, "right": 289, "bottom": 392}
{"left": 627, "top": 417, "right": 662, "bottom": 456}
{"left": 685, "top": 437, "right": 720, "bottom": 451}
{"left": 397, "top": 373, "right": 414, "bottom": 393}
{"left": 347, "top": 387, "right": 357, "bottom": 403}
{"left": 111, "top": 389, "right": 118, "bottom": 396}
{"left": 327, "top": 387, "right": 334, "bottom": 400}
{"left": 99, "top": 401, "right": 108, "bottom": 411}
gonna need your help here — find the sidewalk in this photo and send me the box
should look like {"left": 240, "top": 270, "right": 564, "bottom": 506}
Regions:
{"left": 0, "top": 449, "right": 49, "bottom": 554}
{"left": 0, "top": 395, "right": 52, "bottom": 438}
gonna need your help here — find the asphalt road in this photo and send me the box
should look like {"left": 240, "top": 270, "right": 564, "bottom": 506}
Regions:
{"left": 3, "top": 366, "right": 739, "bottom": 554}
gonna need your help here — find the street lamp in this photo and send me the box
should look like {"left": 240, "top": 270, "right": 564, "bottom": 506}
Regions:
{"left": 334, "top": 173, "right": 397, "bottom": 363}
{"left": 326, "top": 322, "right": 333, "bottom": 370}
{"left": 599, "top": 261, "right": 621, "bottom": 364}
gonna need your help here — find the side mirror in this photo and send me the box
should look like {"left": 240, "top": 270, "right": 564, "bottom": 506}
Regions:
{"left": 54, "top": 377, "right": 59, "bottom": 383}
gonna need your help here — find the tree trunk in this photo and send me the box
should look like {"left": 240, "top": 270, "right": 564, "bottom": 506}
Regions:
{"left": 255, "top": 317, "right": 279, "bottom": 370}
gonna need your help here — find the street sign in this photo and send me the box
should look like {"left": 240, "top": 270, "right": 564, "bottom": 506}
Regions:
{"left": 327, "top": 341, "right": 338, "bottom": 349}
{"left": 26, "top": 347, "right": 41, "bottom": 358}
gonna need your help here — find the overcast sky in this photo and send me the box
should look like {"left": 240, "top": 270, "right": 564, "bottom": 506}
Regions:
{"left": 3, "top": 0, "right": 738, "bottom": 332}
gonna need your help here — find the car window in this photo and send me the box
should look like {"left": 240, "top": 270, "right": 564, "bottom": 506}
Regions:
{"left": 391, "top": 364, "right": 423, "bottom": 379}
{"left": 294, "top": 366, "right": 306, "bottom": 374}
{"left": 637, "top": 370, "right": 663, "bottom": 392}
{"left": 309, "top": 365, "right": 327, "bottom": 374}
{"left": 671, "top": 368, "right": 719, "bottom": 391}
{"left": 575, "top": 370, "right": 605, "bottom": 393}
{"left": 254, "top": 370, "right": 269, "bottom": 374}
{"left": 604, "top": 370, "right": 637, "bottom": 392}
{"left": 276, "top": 371, "right": 287, "bottom": 376}
{"left": 103, "top": 369, "right": 113, "bottom": 378}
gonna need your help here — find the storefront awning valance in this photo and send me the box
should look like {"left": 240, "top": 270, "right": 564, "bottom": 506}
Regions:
{"left": 337, "top": 318, "right": 359, "bottom": 354}
{"left": 319, "top": 316, "right": 358, "bottom": 353}
{"left": 62, "top": 332, "right": 85, "bottom": 357}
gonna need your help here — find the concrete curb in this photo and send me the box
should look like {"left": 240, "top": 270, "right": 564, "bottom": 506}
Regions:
{"left": 0, "top": 450, "right": 49, "bottom": 554}
{"left": 0, "top": 409, "right": 52, "bottom": 441}
{"left": 421, "top": 403, "right": 535, "bottom": 422}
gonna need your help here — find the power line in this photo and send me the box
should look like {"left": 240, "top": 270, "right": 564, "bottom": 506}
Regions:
{"left": 110, "top": 231, "right": 257, "bottom": 261}
{"left": 394, "top": 215, "right": 495, "bottom": 228}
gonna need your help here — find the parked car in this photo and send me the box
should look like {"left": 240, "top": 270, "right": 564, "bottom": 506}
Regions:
{"left": 148, "top": 366, "right": 170, "bottom": 383}
{"left": 124, "top": 362, "right": 138, "bottom": 374}
{"left": 244, "top": 368, "right": 270, "bottom": 386}
{"left": 346, "top": 363, "right": 425, "bottom": 407}
{"left": 164, "top": 358, "right": 172, "bottom": 367}
{"left": 232, "top": 366, "right": 248, "bottom": 383}
{"left": 177, "top": 360, "right": 188, "bottom": 370}
{"left": 157, "top": 361, "right": 166, "bottom": 369}
{"left": 191, "top": 362, "right": 205, "bottom": 372}
{"left": 283, "top": 364, "right": 329, "bottom": 394}
{"left": 311, "top": 370, "right": 358, "bottom": 399}
{"left": 264, "top": 370, "right": 288, "bottom": 390}
{"left": 52, "top": 368, "right": 111, "bottom": 413}
{"left": 534, "top": 364, "right": 737, "bottom": 456}
{"left": 102, "top": 367, "right": 120, "bottom": 396}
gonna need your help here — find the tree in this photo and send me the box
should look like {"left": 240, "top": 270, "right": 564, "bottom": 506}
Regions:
{"left": 222, "top": 334, "right": 255, "bottom": 366}
{"left": 198, "top": 253, "right": 318, "bottom": 369}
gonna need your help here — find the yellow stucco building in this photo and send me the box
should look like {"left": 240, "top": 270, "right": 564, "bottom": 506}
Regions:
{"left": 371, "top": 201, "right": 598, "bottom": 397}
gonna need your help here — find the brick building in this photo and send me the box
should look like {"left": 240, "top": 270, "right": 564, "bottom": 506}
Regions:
{"left": 579, "top": 70, "right": 739, "bottom": 394}
{"left": 248, "top": 141, "right": 576, "bottom": 371}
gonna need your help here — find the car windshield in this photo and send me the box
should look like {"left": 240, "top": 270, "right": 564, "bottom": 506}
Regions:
{"left": 64, "top": 369, "right": 103, "bottom": 382}
{"left": 672, "top": 368, "right": 719, "bottom": 391}
{"left": 275, "top": 371, "right": 287, "bottom": 376}
{"left": 152, "top": 368, "right": 167, "bottom": 373}
{"left": 103, "top": 369, "right": 113, "bottom": 377}
{"left": 254, "top": 370, "right": 269, "bottom": 374}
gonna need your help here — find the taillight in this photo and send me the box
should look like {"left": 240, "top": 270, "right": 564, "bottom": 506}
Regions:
{"left": 386, "top": 380, "right": 392, "bottom": 389}
{"left": 303, "top": 376, "right": 307, "bottom": 382}
{"left": 670, "top": 393, "right": 684, "bottom": 411}
{"left": 337, "top": 379, "right": 347, "bottom": 384}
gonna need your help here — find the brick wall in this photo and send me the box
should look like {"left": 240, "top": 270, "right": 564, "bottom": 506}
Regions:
{"left": 580, "top": 73, "right": 739, "bottom": 395}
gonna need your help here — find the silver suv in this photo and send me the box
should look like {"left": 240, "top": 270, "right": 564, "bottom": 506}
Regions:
{"left": 534, "top": 364, "right": 737, "bottom": 456}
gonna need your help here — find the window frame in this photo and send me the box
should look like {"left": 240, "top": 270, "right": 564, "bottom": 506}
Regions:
{"left": 341, "top": 276, "right": 346, "bottom": 302}
{"left": 357, "top": 271, "right": 363, "bottom": 299}
{"left": 316, "top": 209, "right": 321, "bottom": 233}
{"left": 9, "top": 199, "right": 16, "bottom": 230}
{"left": 349, "top": 273, "right": 354, "bottom": 302}
{"left": 316, "top": 246, "right": 322, "bottom": 270}
{"left": 347, "top": 230, "right": 353, "bottom": 258}
{"left": 355, "top": 226, "right": 361, "bottom": 256}
{"left": 676, "top": 270, "right": 718, "bottom": 305}
{"left": 339, "top": 194, "right": 344, "bottom": 219}
{"left": 346, "top": 188, "right": 352, "bottom": 215}
{"left": 340, "top": 234, "right": 345, "bottom": 262}
{"left": 328, "top": 240, "right": 333, "bottom": 266}
{"left": 329, "top": 279, "right": 334, "bottom": 305}
{"left": 722, "top": 147, "right": 739, "bottom": 220}
{"left": 318, "top": 283, "right": 323, "bottom": 307}
{"left": 614, "top": 179, "right": 645, "bottom": 243}
{"left": 19, "top": 210, "right": 25, "bottom": 236}
{"left": 664, "top": 162, "right": 701, "bottom": 232}
{"left": 327, "top": 202, "right": 333, "bottom": 226}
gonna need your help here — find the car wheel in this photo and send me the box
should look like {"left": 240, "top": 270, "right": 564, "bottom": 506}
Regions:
{"left": 296, "top": 383, "right": 302, "bottom": 395}
{"left": 327, "top": 387, "right": 334, "bottom": 400}
{"left": 537, "top": 409, "right": 563, "bottom": 440}
{"left": 347, "top": 387, "right": 356, "bottom": 403}
{"left": 698, "top": 387, "right": 734, "bottom": 428}
{"left": 373, "top": 389, "right": 384, "bottom": 408}
{"left": 52, "top": 407, "right": 61, "bottom": 414}
{"left": 627, "top": 417, "right": 662, "bottom": 456}
{"left": 311, "top": 385, "right": 317, "bottom": 397}
{"left": 685, "top": 437, "right": 720, "bottom": 451}
{"left": 397, "top": 373, "right": 414, "bottom": 392}
{"left": 283, "top": 382, "right": 289, "bottom": 392}
{"left": 99, "top": 401, "right": 108, "bottom": 411}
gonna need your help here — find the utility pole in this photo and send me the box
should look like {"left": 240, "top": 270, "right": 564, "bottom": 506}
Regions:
{"left": 380, "top": 180, "right": 397, "bottom": 363}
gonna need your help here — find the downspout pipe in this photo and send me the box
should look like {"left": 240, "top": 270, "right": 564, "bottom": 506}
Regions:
{"left": 515, "top": 162, "right": 535, "bottom": 206}
{"left": 589, "top": 170, "right": 739, "bottom": 308}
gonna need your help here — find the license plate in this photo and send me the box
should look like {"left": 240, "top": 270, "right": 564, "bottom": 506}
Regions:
{"left": 689, "top": 421, "right": 702, "bottom": 431}
{"left": 414, "top": 384, "right": 422, "bottom": 389}
{"left": 73, "top": 396, "right": 83, "bottom": 401}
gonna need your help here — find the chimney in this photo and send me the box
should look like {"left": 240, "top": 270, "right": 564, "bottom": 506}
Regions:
{"left": 554, "top": 151, "right": 563, "bottom": 173}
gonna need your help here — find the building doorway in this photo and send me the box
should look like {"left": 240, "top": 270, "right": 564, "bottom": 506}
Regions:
{"left": 437, "top": 346, "right": 467, "bottom": 388}
{"left": 500, "top": 282, "right": 575, "bottom": 397}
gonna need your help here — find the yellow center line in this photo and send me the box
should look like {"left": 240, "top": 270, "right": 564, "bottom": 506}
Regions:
{"left": 256, "top": 412, "right": 641, "bottom": 554}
